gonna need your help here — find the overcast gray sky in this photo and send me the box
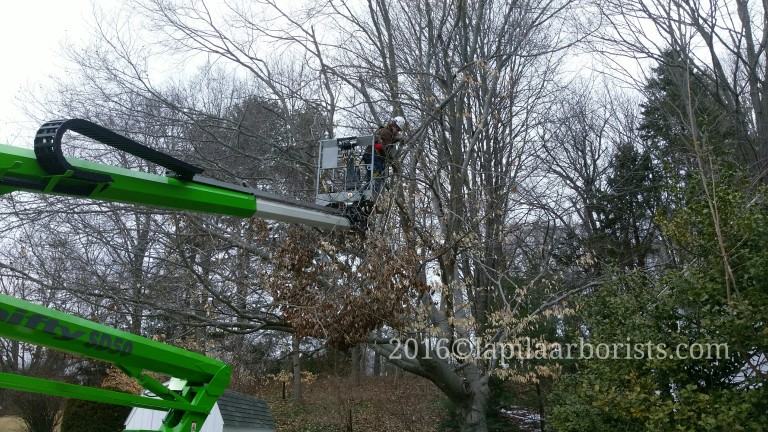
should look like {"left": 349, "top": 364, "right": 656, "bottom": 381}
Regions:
{"left": 0, "top": 0, "right": 93, "bottom": 147}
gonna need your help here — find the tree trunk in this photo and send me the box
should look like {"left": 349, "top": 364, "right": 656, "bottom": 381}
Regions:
{"left": 373, "top": 351, "right": 381, "bottom": 376}
{"left": 457, "top": 376, "right": 490, "bottom": 432}
{"left": 350, "top": 344, "right": 361, "bottom": 384}
{"left": 536, "top": 382, "right": 546, "bottom": 432}
{"left": 292, "top": 334, "right": 302, "bottom": 405}
{"left": 370, "top": 341, "right": 492, "bottom": 431}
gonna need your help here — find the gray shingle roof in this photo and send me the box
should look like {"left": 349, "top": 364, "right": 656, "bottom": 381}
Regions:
{"left": 217, "top": 390, "right": 275, "bottom": 430}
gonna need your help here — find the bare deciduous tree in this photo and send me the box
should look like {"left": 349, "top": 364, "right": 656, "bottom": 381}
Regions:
{"left": 6, "top": 1, "right": 590, "bottom": 430}
{"left": 595, "top": 0, "right": 768, "bottom": 179}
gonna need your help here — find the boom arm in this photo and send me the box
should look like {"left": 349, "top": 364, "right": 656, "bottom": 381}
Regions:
{"left": 0, "top": 119, "right": 351, "bottom": 229}
{"left": 0, "top": 294, "right": 230, "bottom": 432}
{"left": 0, "top": 119, "right": 353, "bottom": 432}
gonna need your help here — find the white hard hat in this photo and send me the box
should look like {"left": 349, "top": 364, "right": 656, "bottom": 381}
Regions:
{"left": 392, "top": 116, "right": 406, "bottom": 130}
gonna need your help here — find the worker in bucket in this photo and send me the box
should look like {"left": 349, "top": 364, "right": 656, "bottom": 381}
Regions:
{"left": 362, "top": 115, "right": 406, "bottom": 189}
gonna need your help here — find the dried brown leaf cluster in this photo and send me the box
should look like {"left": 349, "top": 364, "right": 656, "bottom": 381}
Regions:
{"left": 100, "top": 366, "right": 143, "bottom": 394}
{"left": 266, "top": 227, "right": 426, "bottom": 347}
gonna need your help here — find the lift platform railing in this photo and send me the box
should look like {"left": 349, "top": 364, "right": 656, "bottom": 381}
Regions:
{"left": 0, "top": 119, "right": 357, "bottom": 432}
{"left": 315, "top": 135, "right": 376, "bottom": 206}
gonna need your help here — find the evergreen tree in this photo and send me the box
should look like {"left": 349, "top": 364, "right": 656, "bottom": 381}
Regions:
{"left": 548, "top": 53, "right": 768, "bottom": 431}
{"left": 549, "top": 180, "right": 768, "bottom": 431}
{"left": 639, "top": 49, "right": 741, "bottom": 172}
{"left": 592, "top": 143, "right": 661, "bottom": 269}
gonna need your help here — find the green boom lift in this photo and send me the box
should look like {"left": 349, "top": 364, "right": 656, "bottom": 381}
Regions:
{"left": 0, "top": 119, "right": 354, "bottom": 432}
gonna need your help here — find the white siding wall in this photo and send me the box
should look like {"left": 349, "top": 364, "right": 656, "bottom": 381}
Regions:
{"left": 124, "top": 403, "right": 224, "bottom": 432}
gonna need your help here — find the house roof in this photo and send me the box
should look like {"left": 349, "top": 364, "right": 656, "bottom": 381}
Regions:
{"left": 217, "top": 390, "right": 275, "bottom": 430}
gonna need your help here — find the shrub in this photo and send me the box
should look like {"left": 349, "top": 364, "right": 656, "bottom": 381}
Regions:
{"left": 60, "top": 367, "right": 140, "bottom": 432}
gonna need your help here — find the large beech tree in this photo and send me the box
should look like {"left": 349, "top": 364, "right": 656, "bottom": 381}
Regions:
{"left": 3, "top": 1, "right": 586, "bottom": 430}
